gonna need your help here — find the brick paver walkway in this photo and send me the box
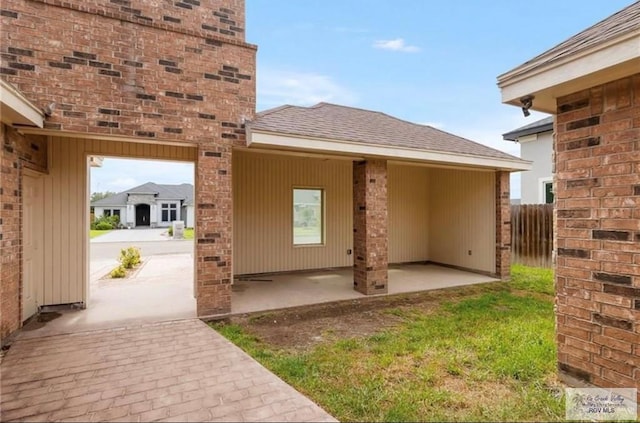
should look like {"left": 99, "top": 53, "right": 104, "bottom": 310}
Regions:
{"left": 0, "top": 319, "right": 337, "bottom": 422}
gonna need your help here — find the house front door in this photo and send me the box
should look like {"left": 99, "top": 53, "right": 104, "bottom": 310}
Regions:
{"left": 135, "top": 204, "right": 151, "bottom": 227}
{"left": 22, "top": 172, "right": 44, "bottom": 321}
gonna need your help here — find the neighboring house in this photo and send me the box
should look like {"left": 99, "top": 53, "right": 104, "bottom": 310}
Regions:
{"left": 498, "top": 2, "right": 639, "bottom": 394}
{"left": 503, "top": 116, "right": 554, "bottom": 204}
{"left": 91, "top": 182, "right": 195, "bottom": 228}
{"left": 0, "top": 0, "right": 530, "bottom": 344}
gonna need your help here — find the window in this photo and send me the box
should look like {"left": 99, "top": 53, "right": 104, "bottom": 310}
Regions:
{"left": 113, "top": 209, "right": 120, "bottom": 217}
{"left": 293, "top": 188, "right": 323, "bottom": 245}
{"left": 104, "top": 209, "right": 111, "bottom": 217}
{"left": 161, "top": 203, "right": 177, "bottom": 222}
{"left": 544, "top": 182, "right": 554, "bottom": 204}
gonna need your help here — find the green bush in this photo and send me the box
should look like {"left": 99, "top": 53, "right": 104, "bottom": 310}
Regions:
{"left": 119, "top": 246, "right": 141, "bottom": 269}
{"left": 168, "top": 225, "right": 173, "bottom": 236}
{"left": 91, "top": 213, "right": 121, "bottom": 230}
{"left": 110, "top": 265, "right": 126, "bottom": 278}
{"left": 95, "top": 221, "right": 113, "bottom": 230}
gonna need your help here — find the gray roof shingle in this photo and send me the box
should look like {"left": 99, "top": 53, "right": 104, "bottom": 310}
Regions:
{"left": 249, "top": 102, "right": 520, "bottom": 161}
{"left": 91, "top": 182, "right": 194, "bottom": 206}
{"left": 502, "top": 1, "right": 640, "bottom": 78}
{"left": 503, "top": 116, "right": 554, "bottom": 141}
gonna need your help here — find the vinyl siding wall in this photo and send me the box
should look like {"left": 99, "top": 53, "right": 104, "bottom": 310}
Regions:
{"left": 233, "top": 153, "right": 495, "bottom": 275}
{"left": 233, "top": 151, "right": 353, "bottom": 275}
{"left": 388, "top": 164, "right": 430, "bottom": 263}
{"left": 42, "top": 136, "right": 196, "bottom": 306}
{"left": 428, "top": 168, "right": 496, "bottom": 273}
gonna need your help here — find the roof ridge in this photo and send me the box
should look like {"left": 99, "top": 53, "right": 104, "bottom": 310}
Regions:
{"left": 314, "top": 102, "right": 460, "bottom": 131}
{"left": 313, "top": 101, "right": 390, "bottom": 117}
{"left": 504, "top": 1, "right": 640, "bottom": 76}
{"left": 255, "top": 104, "right": 295, "bottom": 118}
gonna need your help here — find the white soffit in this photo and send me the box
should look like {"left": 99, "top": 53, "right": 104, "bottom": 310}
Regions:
{"left": 0, "top": 79, "right": 44, "bottom": 128}
{"left": 498, "top": 31, "right": 640, "bottom": 113}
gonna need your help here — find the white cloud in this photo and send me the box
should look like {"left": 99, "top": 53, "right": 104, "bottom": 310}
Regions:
{"left": 91, "top": 158, "right": 194, "bottom": 194}
{"left": 258, "top": 68, "right": 357, "bottom": 109}
{"left": 373, "top": 38, "right": 420, "bottom": 53}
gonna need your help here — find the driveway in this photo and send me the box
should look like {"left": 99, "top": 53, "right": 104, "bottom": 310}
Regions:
{"left": 91, "top": 228, "right": 170, "bottom": 243}
{"left": 0, "top": 319, "right": 337, "bottom": 422}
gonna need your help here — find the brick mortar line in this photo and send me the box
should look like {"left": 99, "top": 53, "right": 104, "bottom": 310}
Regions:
{"left": 27, "top": 0, "right": 258, "bottom": 51}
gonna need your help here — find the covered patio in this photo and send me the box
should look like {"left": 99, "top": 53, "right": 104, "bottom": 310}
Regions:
{"left": 232, "top": 264, "right": 497, "bottom": 314}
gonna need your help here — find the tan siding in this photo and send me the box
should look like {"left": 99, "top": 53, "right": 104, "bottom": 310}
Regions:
{"left": 388, "top": 164, "right": 429, "bottom": 263}
{"left": 41, "top": 136, "right": 197, "bottom": 306}
{"left": 428, "top": 168, "right": 495, "bottom": 273}
{"left": 233, "top": 151, "right": 353, "bottom": 275}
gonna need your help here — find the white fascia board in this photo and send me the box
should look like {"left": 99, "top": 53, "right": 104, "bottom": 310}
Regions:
{"left": 248, "top": 130, "right": 532, "bottom": 172}
{"left": 499, "top": 31, "right": 640, "bottom": 106}
{"left": 517, "top": 134, "right": 538, "bottom": 144}
{"left": 0, "top": 79, "right": 44, "bottom": 128}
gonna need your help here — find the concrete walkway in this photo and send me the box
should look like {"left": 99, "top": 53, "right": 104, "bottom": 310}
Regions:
{"left": 20, "top": 255, "right": 197, "bottom": 339}
{"left": 1, "top": 320, "right": 336, "bottom": 422}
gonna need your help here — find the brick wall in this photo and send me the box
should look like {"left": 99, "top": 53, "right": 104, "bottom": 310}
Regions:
{"left": 555, "top": 74, "right": 640, "bottom": 391}
{"left": 0, "top": 0, "right": 255, "bottom": 143}
{"left": 353, "top": 160, "right": 388, "bottom": 295}
{"left": 1, "top": 124, "right": 48, "bottom": 343}
{"left": 495, "top": 171, "right": 511, "bottom": 279}
{"left": 0, "top": 0, "right": 256, "bottom": 328}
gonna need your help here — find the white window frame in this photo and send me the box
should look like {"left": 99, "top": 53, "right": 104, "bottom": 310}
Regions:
{"left": 292, "top": 187, "right": 325, "bottom": 247}
{"left": 538, "top": 177, "right": 554, "bottom": 204}
{"left": 161, "top": 202, "right": 178, "bottom": 222}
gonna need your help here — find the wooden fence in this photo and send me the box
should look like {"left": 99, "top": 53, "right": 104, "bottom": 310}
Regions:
{"left": 511, "top": 204, "right": 553, "bottom": 268}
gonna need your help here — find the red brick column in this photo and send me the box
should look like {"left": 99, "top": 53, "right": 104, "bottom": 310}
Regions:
{"left": 555, "top": 74, "right": 640, "bottom": 392}
{"left": 195, "top": 144, "right": 233, "bottom": 317}
{"left": 495, "top": 171, "right": 511, "bottom": 280}
{"left": 353, "top": 160, "right": 388, "bottom": 295}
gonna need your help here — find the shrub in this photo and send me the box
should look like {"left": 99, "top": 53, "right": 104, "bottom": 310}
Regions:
{"left": 168, "top": 226, "right": 173, "bottom": 237}
{"left": 95, "top": 221, "right": 113, "bottom": 230}
{"left": 110, "top": 265, "right": 126, "bottom": 278}
{"left": 90, "top": 213, "right": 121, "bottom": 230}
{"left": 119, "top": 246, "right": 141, "bottom": 269}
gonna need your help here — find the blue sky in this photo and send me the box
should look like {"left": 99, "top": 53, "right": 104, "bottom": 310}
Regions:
{"left": 92, "top": 0, "right": 633, "bottom": 198}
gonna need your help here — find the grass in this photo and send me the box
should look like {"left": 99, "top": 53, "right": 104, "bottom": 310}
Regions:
{"left": 213, "top": 265, "right": 564, "bottom": 422}
{"left": 89, "top": 229, "right": 111, "bottom": 239}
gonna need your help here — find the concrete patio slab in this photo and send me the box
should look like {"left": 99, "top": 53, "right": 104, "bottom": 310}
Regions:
{"left": 231, "top": 263, "right": 498, "bottom": 314}
{"left": 0, "top": 319, "right": 336, "bottom": 422}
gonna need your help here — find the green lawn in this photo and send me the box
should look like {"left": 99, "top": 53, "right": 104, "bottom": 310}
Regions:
{"left": 293, "top": 226, "right": 321, "bottom": 237}
{"left": 89, "top": 229, "right": 111, "bottom": 239}
{"left": 213, "top": 265, "right": 564, "bottom": 422}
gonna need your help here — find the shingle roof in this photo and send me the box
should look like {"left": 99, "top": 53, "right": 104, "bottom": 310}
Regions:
{"left": 503, "top": 1, "right": 640, "bottom": 78}
{"left": 248, "top": 102, "right": 519, "bottom": 161}
{"left": 503, "top": 116, "right": 554, "bottom": 141}
{"left": 91, "top": 182, "right": 194, "bottom": 206}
